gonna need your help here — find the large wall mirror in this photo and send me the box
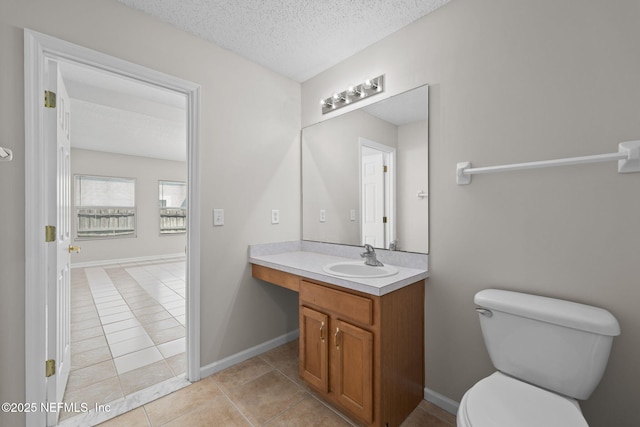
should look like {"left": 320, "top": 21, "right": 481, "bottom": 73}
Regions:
{"left": 302, "top": 85, "right": 428, "bottom": 254}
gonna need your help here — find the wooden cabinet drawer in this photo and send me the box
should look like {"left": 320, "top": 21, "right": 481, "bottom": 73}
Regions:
{"left": 300, "top": 281, "right": 372, "bottom": 326}
{"left": 252, "top": 264, "right": 300, "bottom": 292}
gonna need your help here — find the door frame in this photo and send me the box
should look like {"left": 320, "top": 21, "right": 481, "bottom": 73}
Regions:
{"left": 358, "top": 137, "right": 396, "bottom": 248}
{"left": 24, "top": 29, "right": 201, "bottom": 427}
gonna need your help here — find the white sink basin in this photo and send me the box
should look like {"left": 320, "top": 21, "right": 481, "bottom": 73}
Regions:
{"left": 322, "top": 261, "right": 398, "bottom": 278}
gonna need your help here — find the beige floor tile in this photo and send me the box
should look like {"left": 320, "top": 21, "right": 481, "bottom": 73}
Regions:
{"left": 71, "top": 345, "right": 113, "bottom": 371}
{"left": 97, "top": 407, "right": 150, "bottom": 427}
{"left": 71, "top": 296, "right": 95, "bottom": 309}
{"left": 71, "top": 316, "right": 103, "bottom": 333}
{"left": 226, "top": 370, "right": 307, "bottom": 425}
{"left": 101, "top": 311, "right": 135, "bottom": 325}
{"left": 419, "top": 400, "right": 457, "bottom": 425}
{"left": 211, "top": 357, "right": 274, "bottom": 393}
{"left": 120, "top": 290, "right": 151, "bottom": 299}
{"left": 132, "top": 304, "right": 167, "bottom": 318}
{"left": 142, "top": 317, "right": 180, "bottom": 334}
{"left": 73, "top": 303, "right": 100, "bottom": 315}
{"left": 157, "top": 337, "right": 185, "bottom": 358}
{"left": 62, "top": 376, "right": 123, "bottom": 420}
{"left": 162, "top": 395, "right": 250, "bottom": 427}
{"left": 73, "top": 334, "right": 109, "bottom": 353}
{"left": 257, "top": 342, "right": 303, "bottom": 386}
{"left": 71, "top": 325, "right": 104, "bottom": 342}
{"left": 119, "top": 360, "right": 175, "bottom": 395}
{"left": 136, "top": 309, "right": 173, "bottom": 324}
{"left": 126, "top": 295, "right": 161, "bottom": 307}
{"left": 114, "top": 346, "right": 163, "bottom": 374}
{"left": 260, "top": 339, "right": 298, "bottom": 369}
{"left": 144, "top": 378, "right": 223, "bottom": 426}
{"left": 71, "top": 309, "right": 100, "bottom": 323}
{"left": 400, "top": 406, "right": 455, "bottom": 427}
{"left": 147, "top": 325, "right": 185, "bottom": 345}
{"left": 166, "top": 352, "right": 186, "bottom": 376}
{"left": 66, "top": 360, "right": 117, "bottom": 392}
{"left": 275, "top": 359, "right": 306, "bottom": 386}
{"left": 265, "top": 396, "right": 352, "bottom": 427}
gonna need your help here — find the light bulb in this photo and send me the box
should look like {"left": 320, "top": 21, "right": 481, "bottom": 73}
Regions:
{"left": 332, "top": 92, "right": 346, "bottom": 103}
{"left": 363, "top": 79, "right": 378, "bottom": 90}
{"left": 347, "top": 85, "right": 361, "bottom": 96}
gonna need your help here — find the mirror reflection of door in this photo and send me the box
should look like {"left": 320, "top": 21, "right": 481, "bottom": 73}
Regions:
{"left": 360, "top": 138, "right": 395, "bottom": 249}
{"left": 302, "top": 85, "right": 428, "bottom": 253}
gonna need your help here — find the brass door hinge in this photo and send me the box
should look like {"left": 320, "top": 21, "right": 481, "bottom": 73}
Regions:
{"left": 45, "top": 225, "right": 56, "bottom": 242}
{"left": 383, "top": 216, "right": 388, "bottom": 223}
{"left": 383, "top": 165, "right": 388, "bottom": 173}
{"left": 44, "top": 90, "right": 57, "bottom": 108}
{"left": 45, "top": 359, "right": 55, "bottom": 377}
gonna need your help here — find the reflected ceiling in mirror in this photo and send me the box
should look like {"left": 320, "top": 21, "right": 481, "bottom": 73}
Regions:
{"left": 302, "top": 85, "right": 428, "bottom": 254}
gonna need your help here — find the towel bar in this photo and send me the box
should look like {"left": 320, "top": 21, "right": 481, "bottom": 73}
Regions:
{"left": 457, "top": 141, "right": 640, "bottom": 185}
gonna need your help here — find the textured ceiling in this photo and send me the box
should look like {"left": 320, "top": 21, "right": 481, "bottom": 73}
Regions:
{"left": 118, "top": 0, "right": 450, "bottom": 82}
{"left": 62, "top": 1, "right": 448, "bottom": 161}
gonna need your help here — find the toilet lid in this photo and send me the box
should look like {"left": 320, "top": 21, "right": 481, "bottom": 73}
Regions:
{"left": 463, "top": 372, "right": 588, "bottom": 427}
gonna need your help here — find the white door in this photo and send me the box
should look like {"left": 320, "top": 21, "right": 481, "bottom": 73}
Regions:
{"left": 361, "top": 150, "right": 385, "bottom": 247}
{"left": 45, "top": 59, "right": 72, "bottom": 426}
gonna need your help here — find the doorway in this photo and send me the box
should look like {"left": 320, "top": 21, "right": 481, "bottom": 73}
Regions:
{"left": 24, "top": 30, "right": 201, "bottom": 427}
{"left": 359, "top": 137, "right": 396, "bottom": 249}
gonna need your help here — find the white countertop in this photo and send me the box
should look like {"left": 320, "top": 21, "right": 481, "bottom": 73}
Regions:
{"left": 249, "top": 244, "right": 428, "bottom": 296}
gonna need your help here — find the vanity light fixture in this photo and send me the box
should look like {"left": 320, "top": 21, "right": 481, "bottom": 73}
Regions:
{"left": 320, "top": 74, "right": 385, "bottom": 114}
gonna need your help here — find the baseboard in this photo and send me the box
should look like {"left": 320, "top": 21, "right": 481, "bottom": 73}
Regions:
{"left": 200, "top": 330, "right": 300, "bottom": 378}
{"left": 71, "top": 253, "right": 185, "bottom": 268}
{"left": 424, "top": 386, "right": 460, "bottom": 415}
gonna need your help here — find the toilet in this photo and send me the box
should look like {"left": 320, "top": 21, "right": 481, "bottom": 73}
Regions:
{"left": 457, "top": 289, "right": 620, "bottom": 427}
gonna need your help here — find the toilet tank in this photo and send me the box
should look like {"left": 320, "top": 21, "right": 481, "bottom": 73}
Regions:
{"left": 474, "top": 289, "right": 620, "bottom": 400}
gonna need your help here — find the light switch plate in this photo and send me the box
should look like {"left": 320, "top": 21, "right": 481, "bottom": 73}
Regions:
{"left": 213, "top": 209, "right": 224, "bottom": 226}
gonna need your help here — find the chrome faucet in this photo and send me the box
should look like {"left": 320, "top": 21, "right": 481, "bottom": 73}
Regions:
{"left": 361, "top": 244, "right": 384, "bottom": 267}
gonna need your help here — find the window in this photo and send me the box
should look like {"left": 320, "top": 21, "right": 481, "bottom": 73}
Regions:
{"left": 159, "top": 180, "right": 187, "bottom": 234}
{"left": 74, "top": 175, "right": 136, "bottom": 239}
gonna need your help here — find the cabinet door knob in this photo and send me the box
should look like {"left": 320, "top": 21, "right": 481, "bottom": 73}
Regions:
{"left": 334, "top": 327, "right": 341, "bottom": 349}
{"left": 320, "top": 321, "right": 325, "bottom": 342}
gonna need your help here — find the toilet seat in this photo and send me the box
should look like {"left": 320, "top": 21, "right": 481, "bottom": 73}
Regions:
{"left": 458, "top": 372, "right": 588, "bottom": 427}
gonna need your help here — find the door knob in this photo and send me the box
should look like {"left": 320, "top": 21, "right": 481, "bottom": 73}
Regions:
{"left": 68, "top": 245, "right": 81, "bottom": 254}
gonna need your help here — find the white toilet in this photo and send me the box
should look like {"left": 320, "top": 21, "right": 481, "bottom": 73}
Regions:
{"left": 457, "top": 289, "right": 620, "bottom": 427}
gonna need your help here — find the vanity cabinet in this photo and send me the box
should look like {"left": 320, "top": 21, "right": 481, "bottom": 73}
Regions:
{"left": 252, "top": 264, "right": 424, "bottom": 427}
{"left": 300, "top": 280, "right": 375, "bottom": 423}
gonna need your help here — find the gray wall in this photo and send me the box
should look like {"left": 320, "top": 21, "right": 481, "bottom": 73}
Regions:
{"left": 0, "top": 1, "right": 300, "bottom": 426}
{"left": 70, "top": 148, "right": 187, "bottom": 264}
{"left": 397, "top": 120, "right": 429, "bottom": 253}
{"left": 302, "top": 0, "right": 640, "bottom": 426}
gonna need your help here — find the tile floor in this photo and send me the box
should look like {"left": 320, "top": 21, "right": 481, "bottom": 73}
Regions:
{"left": 97, "top": 339, "right": 457, "bottom": 427}
{"left": 62, "top": 258, "right": 187, "bottom": 423}
{"left": 65, "top": 258, "right": 456, "bottom": 427}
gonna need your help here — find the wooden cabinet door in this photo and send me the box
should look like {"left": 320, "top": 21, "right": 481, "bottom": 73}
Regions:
{"left": 300, "top": 306, "right": 329, "bottom": 392}
{"left": 333, "top": 319, "right": 374, "bottom": 423}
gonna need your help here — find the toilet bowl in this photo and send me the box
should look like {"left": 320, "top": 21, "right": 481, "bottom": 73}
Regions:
{"left": 457, "top": 289, "right": 620, "bottom": 427}
{"left": 457, "top": 372, "right": 587, "bottom": 427}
